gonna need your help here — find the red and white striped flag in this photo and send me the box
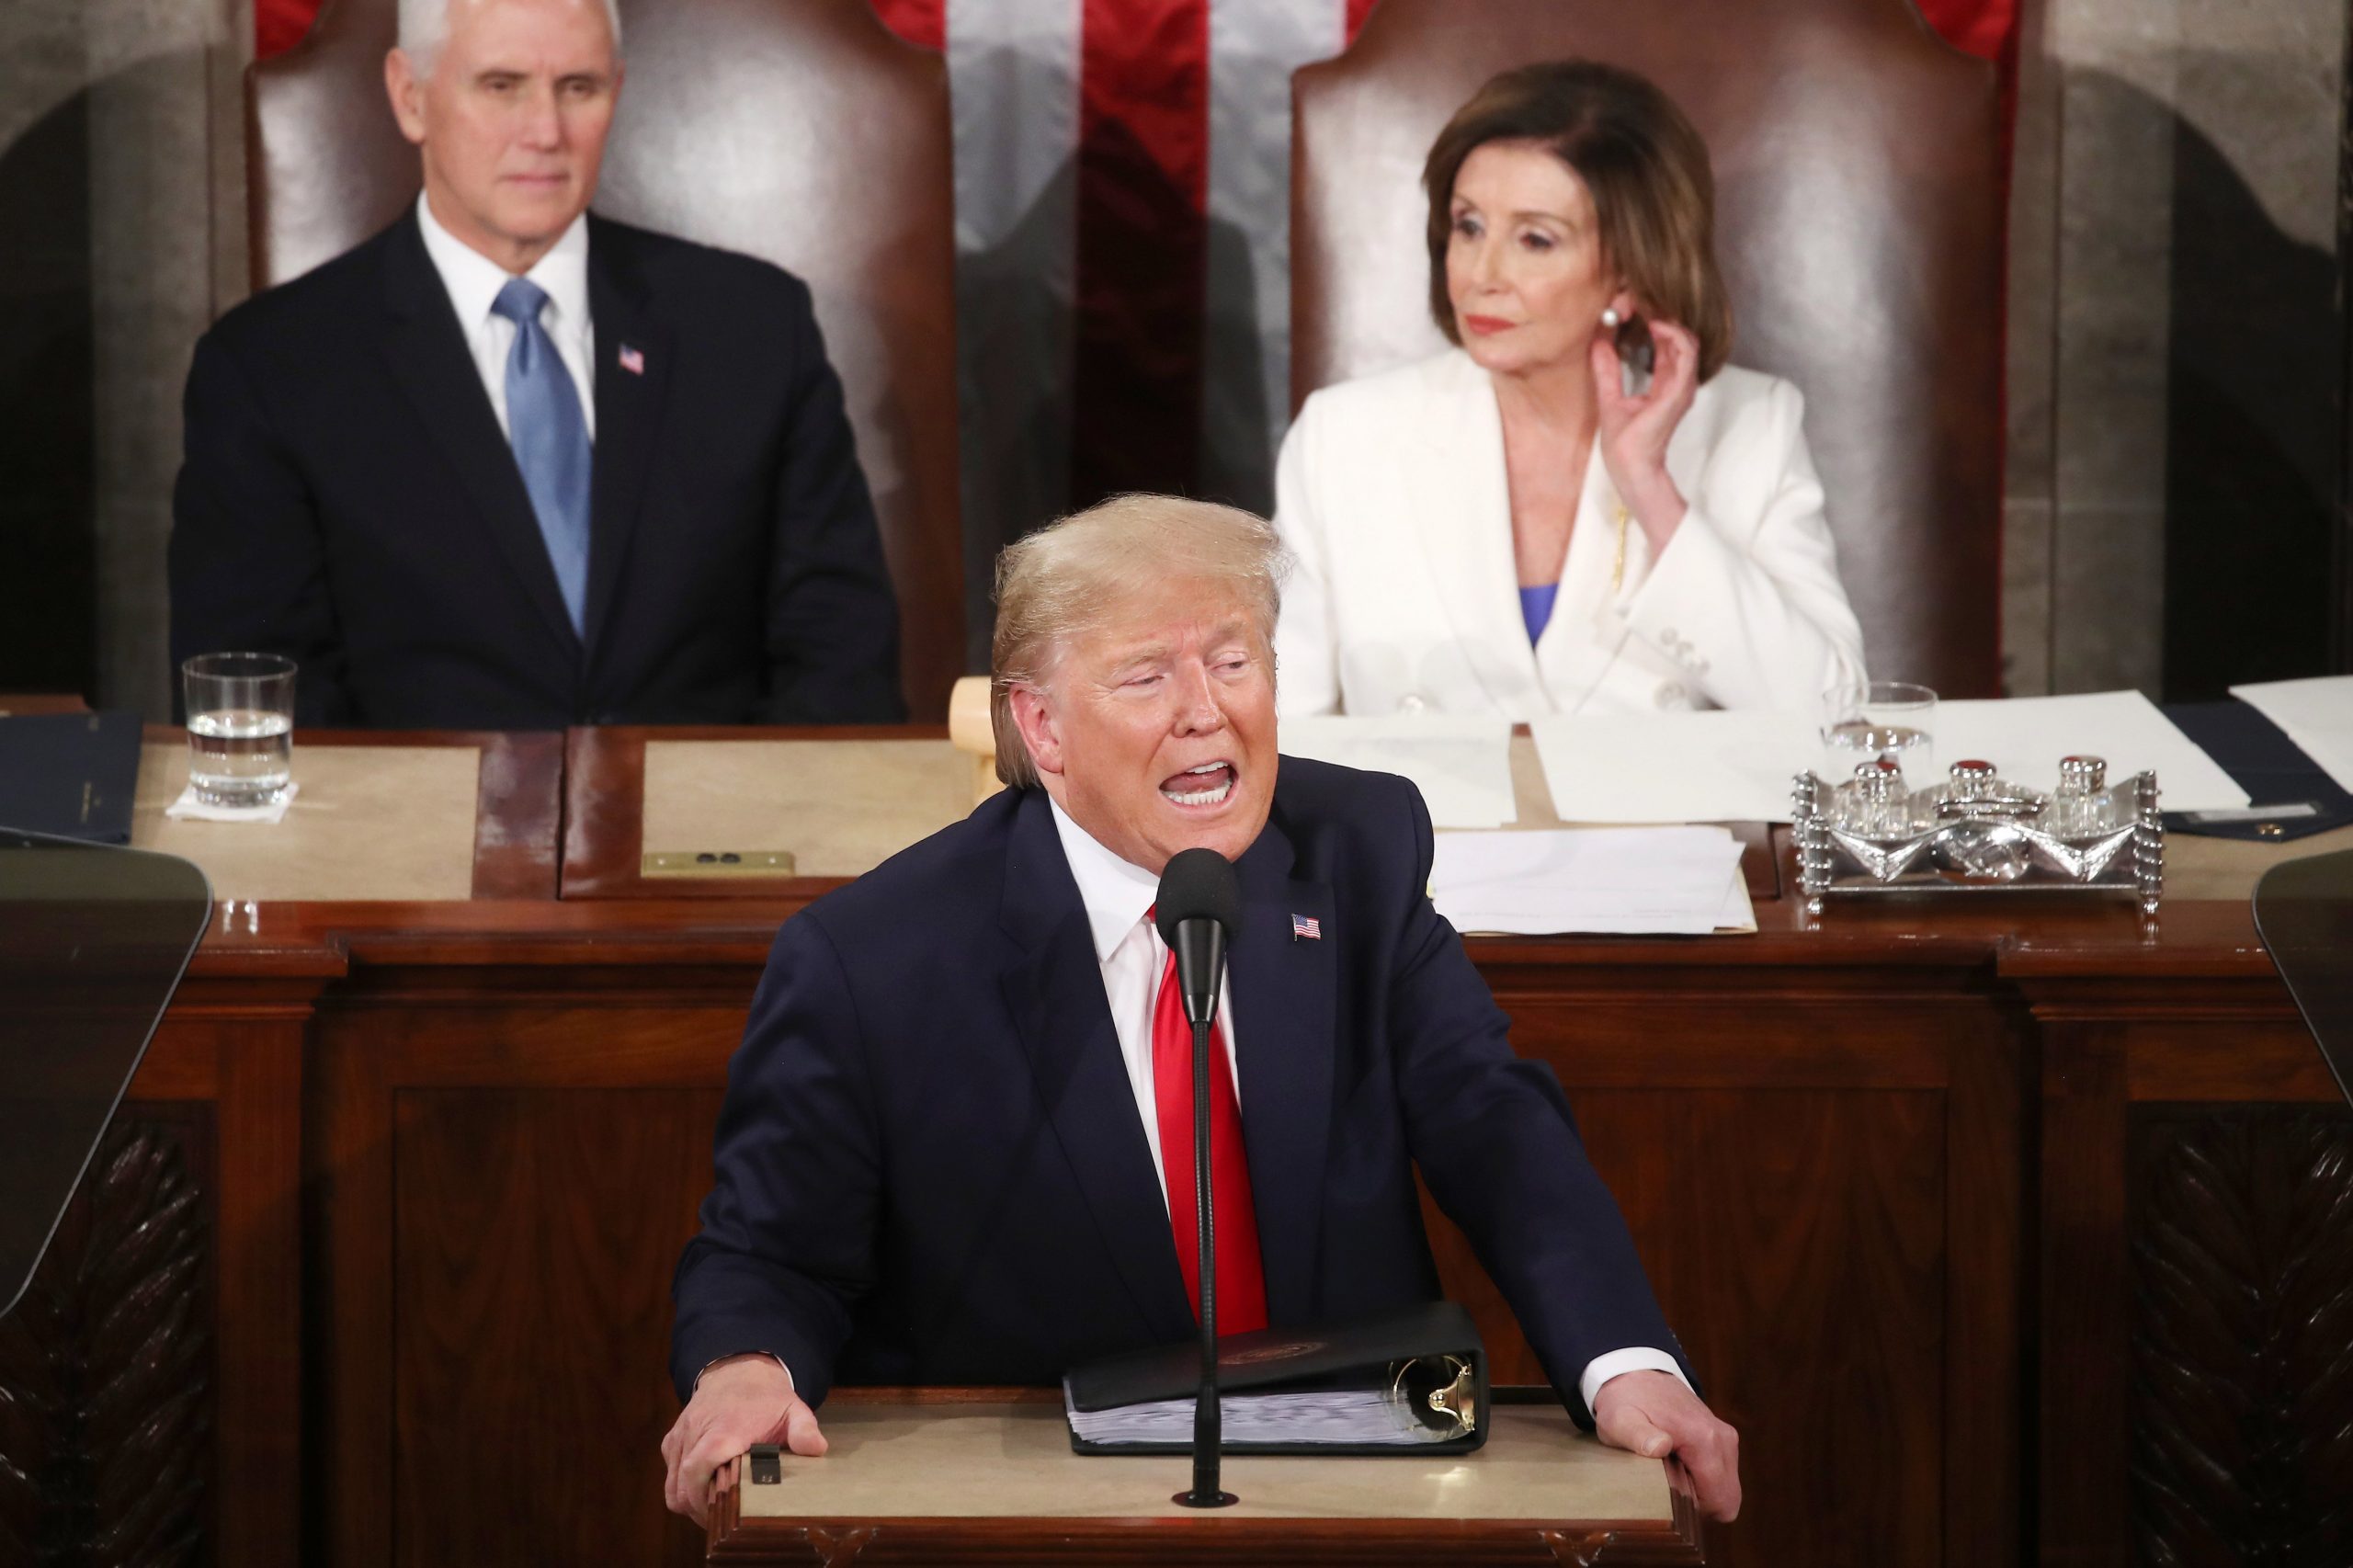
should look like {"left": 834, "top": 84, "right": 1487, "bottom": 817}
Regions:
{"left": 866, "top": 0, "right": 1378, "bottom": 549}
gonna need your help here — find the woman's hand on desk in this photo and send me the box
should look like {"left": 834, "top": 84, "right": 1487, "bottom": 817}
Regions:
{"left": 1593, "top": 1368, "right": 1742, "bottom": 1522}
{"left": 661, "top": 1354, "right": 827, "bottom": 1526}
{"left": 1592, "top": 304, "right": 1699, "bottom": 555}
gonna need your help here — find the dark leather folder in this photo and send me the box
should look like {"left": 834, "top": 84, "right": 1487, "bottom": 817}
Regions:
{"left": 0, "top": 711, "right": 142, "bottom": 844}
{"left": 2162, "top": 699, "right": 2353, "bottom": 841}
{"left": 1063, "top": 1300, "right": 1488, "bottom": 1456}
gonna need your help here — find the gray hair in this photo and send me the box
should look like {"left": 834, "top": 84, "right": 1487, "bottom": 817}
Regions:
{"left": 399, "top": 0, "right": 623, "bottom": 75}
{"left": 991, "top": 494, "right": 1288, "bottom": 790}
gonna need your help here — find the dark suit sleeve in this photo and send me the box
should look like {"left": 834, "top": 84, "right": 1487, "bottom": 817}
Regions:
{"left": 1381, "top": 782, "right": 1692, "bottom": 1423}
{"left": 671, "top": 912, "right": 881, "bottom": 1404}
{"left": 169, "top": 330, "right": 357, "bottom": 725}
{"left": 758, "top": 279, "right": 906, "bottom": 723}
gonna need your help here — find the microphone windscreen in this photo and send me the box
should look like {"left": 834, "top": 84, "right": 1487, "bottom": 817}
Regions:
{"left": 1154, "top": 848, "right": 1242, "bottom": 943}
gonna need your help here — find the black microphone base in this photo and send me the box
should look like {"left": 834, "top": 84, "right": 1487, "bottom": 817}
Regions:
{"left": 1174, "top": 1488, "right": 1239, "bottom": 1509}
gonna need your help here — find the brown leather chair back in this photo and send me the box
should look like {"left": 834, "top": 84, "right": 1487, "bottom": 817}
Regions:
{"left": 1292, "top": 0, "right": 2003, "bottom": 697}
{"left": 249, "top": 0, "right": 962, "bottom": 720}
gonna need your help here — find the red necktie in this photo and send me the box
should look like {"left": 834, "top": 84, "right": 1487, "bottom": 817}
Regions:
{"left": 1151, "top": 939, "right": 1268, "bottom": 1335}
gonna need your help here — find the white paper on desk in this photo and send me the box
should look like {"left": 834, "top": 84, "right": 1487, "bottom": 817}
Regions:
{"left": 2229, "top": 676, "right": 2353, "bottom": 794}
{"left": 1431, "top": 826, "right": 1749, "bottom": 935}
{"left": 1933, "top": 691, "right": 2247, "bottom": 811}
{"left": 1530, "top": 710, "right": 1814, "bottom": 824}
{"left": 1279, "top": 716, "right": 1516, "bottom": 829}
{"left": 1533, "top": 692, "right": 2247, "bottom": 822}
{"left": 1711, "top": 863, "right": 1757, "bottom": 933}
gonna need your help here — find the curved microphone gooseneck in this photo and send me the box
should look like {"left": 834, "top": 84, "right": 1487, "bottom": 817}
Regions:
{"left": 1154, "top": 847, "right": 1243, "bottom": 1509}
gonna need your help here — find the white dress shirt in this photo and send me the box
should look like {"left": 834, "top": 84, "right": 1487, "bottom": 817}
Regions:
{"left": 1045, "top": 799, "right": 1689, "bottom": 1415}
{"left": 1048, "top": 799, "right": 1244, "bottom": 1206}
{"left": 415, "top": 192, "right": 598, "bottom": 441}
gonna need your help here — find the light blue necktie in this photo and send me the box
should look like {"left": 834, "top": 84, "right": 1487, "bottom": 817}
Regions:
{"left": 491, "top": 277, "right": 592, "bottom": 635}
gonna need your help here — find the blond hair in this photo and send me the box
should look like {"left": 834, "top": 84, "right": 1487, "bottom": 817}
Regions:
{"left": 990, "top": 494, "right": 1286, "bottom": 789}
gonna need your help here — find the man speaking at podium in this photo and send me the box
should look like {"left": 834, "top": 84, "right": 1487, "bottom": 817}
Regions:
{"left": 664, "top": 495, "right": 1741, "bottom": 1524}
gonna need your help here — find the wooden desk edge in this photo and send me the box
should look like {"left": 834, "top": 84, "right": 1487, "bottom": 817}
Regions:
{"left": 708, "top": 1471, "right": 1706, "bottom": 1567}
{"left": 702, "top": 1389, "right": 1705, "bottom": 1565}
{"left": 0, "top": 692, "right": 92, "bottom": 716}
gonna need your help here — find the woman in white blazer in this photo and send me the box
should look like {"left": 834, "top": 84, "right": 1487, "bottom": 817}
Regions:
{"left": 1274, "top": 61, "right": 1866, "bottom": 720}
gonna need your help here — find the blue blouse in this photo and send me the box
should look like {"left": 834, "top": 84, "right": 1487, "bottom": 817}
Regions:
{"left": 1518, "top": 582, "right": 1560, "bottom": 644}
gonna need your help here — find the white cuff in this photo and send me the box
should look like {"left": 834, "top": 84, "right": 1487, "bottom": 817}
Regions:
{"left": 694, "top": 1351, "right": 793, "bottom": 1394}
{"left": 1577, "top": 1347, "right": 1689, "bottom": 1415}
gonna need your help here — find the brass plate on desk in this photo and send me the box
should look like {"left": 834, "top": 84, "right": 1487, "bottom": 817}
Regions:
{"left": 642, "top": 739, "right": 970, "bottom": 880}
{"left": 642, "top": 850, "right": 797, "bottom": 878}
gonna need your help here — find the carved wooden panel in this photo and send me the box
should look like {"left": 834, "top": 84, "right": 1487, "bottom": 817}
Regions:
{"left": 0, "top": 1106, "right": 215, "bottom": 1567}
{"left": 2131, "top": 1107, "right": 2353, "bottom": 1566}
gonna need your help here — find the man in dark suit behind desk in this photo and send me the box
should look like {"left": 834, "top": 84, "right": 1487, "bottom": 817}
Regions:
{"left": 169, "top": 0, "right": 904, "bottom": 729}
{"left": 662, "top": 494, "right": 1742, "bottom": 1526}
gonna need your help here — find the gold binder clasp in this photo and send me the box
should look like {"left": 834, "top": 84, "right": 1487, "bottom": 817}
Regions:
{"left": 1389, "top": 1353, "right": 1477, "bottom": 1438}
{"left": 1427, "top": 1357, "right": 1478, "bottom": 1437}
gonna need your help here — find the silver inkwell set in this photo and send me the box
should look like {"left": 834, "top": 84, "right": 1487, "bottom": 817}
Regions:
{"left": 1791, "top": 754, "right": 2164, "bottom": 916}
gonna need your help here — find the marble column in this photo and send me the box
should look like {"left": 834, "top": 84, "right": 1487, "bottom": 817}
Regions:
{"left": 2015, "top": 0, "right": 2345, "bottom": 698}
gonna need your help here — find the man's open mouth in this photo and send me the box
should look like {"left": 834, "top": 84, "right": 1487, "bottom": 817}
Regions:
{"left": 1160, "top": 760, "right": 1236, "bottom": 808}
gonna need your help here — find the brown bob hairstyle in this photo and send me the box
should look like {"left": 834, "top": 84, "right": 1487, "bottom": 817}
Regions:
{"left": 1423, "top": 60, "right": 1733, "bottom": 381}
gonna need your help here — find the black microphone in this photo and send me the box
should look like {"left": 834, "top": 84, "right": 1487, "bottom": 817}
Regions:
{"left": 1154, "top": 847, "right": 1242, "bottom": 1509}
{"left": 1155, "top": 847, "right": 1241, "bottom": 1024}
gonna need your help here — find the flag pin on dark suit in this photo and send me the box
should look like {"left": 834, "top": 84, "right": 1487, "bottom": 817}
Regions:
{"left": 1290, "top": 914, "right": 1321, "bottom": 941}
{"left": 619, "top": 345, "right": 645, "bottom": 375}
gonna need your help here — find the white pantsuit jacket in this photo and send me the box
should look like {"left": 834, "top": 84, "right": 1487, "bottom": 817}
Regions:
{"left": 1272, "top": 348, "right": 1867, "bottom": 719}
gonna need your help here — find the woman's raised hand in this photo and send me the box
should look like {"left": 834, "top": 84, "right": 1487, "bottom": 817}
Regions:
{"left": 1591, "top": 294, "right": 1699, "bottom": 552}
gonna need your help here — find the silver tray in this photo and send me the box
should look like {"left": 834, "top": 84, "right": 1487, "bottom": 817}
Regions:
{"left": 1790, "top": 768, "right": 2162, "bottom": 915}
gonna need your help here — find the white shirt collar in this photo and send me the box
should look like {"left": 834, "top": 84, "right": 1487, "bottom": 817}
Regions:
{"left": 1047, "top": 797, "right": 1162, "bottom": 962}
{"left": 415, "top": 191, "right": 591, "bottom": 336}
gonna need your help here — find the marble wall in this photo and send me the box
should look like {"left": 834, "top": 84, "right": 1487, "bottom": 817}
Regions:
{"left": 0, "top": 0, "right": 2342, "bottom": 713}
{"left": 0, "top": 0, "right": 246, "bottom": 719}
{"left": 2007, "top": 0, "right": 2346, "bottom": 696}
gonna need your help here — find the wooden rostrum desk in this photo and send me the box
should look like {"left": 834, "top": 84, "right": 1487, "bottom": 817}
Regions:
{"left": 15, "top": 725, "right": 2342, "bottom": 1568}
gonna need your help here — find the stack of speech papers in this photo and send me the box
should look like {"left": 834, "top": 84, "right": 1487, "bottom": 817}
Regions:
{"left": 1279, "top": 715, "right": 1516, "bottom": 829}
{"left": 1430, "top": 826, "right": 1753, "bottom": 936}
{"left": 2231, "top": 676, "right": 2353, "bottom": 795}
{"left": 1529, "top": 690, "right": 2250, "bottom": 823}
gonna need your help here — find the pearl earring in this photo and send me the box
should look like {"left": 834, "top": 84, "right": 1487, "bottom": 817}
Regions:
{"left": 1600, "top": 307, "right": 1621, "bottom": 328}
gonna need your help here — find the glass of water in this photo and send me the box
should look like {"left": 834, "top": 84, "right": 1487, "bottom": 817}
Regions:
{"left": 182, "top": 653, "right": 296, "bottom": 808}
{"left": 1819, "top": 680, "right": 1937, "bottom": 787}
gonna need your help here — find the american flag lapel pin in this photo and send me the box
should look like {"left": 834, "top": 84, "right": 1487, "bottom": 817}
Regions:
{"left": 618, "top": 344, "right": 645, "bottom": 375}
{"left": 1290, "top": 913, "right": 1321, "bottom": 942}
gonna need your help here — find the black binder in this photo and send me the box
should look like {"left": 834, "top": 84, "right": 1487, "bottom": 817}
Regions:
{"left": 2162, "top": 699, "right": 2353, "bottom": 842}
{"left": 1063, "top": 1301, "right": 1488, "bottom": 1456}
{"left": 0, "top": 711, "right": 142, "bottom": 844}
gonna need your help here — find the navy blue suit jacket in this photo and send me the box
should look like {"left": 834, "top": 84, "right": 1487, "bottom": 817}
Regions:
{"left": 169, "top": 210, "right": 903, "bottom": 728}
{"left": 670, "top": 759, "right": 1687, "bottom": 1417}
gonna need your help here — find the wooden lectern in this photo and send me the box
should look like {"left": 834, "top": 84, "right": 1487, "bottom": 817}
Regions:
{"left": 705, "top": 1390, "right": 1705, "bottom": 1564}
